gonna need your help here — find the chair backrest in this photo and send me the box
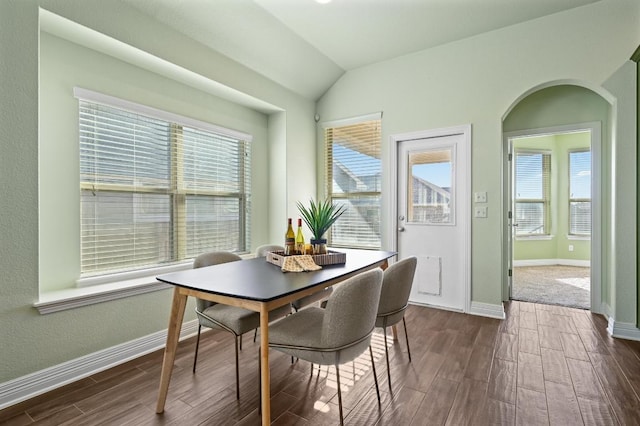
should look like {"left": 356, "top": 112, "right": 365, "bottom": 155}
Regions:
{"left": 193, "top": 251, "right": 242, "bottom": 269}
{"left": 322, "top": 268, "right": 383, "bottom": 348}
{"left": 377, "top": 257, "right": 417, "bottom": 316}
{"left": 193, "top": 251, "right": 242, "bottom": 311}
{"left": 255, "top": 244, "right": 284, "bottom": 257}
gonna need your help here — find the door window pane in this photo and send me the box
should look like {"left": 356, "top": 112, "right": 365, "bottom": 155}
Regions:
{"left": 408, "top": 149, "right": 453, "bottom": 224}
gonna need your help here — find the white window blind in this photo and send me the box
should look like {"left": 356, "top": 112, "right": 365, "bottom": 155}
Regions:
{"left": 514, "top": 151, "right": 551, "bottom": 236}
{"left": 569, "top": 149, "right": 591, "bottom": 236}
{"left": 325, "top": 116, "right": 381, "bottom": 249}
{"left": 78, "top": 94, "right": 251, "bottom": 279}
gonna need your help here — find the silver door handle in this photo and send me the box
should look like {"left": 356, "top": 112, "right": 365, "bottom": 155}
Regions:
{"left": 398, "top": 226, "right": 405, "bottom": 232}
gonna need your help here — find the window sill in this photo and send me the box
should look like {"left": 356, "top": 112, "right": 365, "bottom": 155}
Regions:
{"left": 35, "top": 253, "right": 257, "bottom": 314}
{"left": 515, "top": 235, "right": 553, "bottom": 241}
{"left": 568, "top": 235, "right": 591, "bottom": 241}
{"left": 34, "top": 276, "right": 172, "bottom": 315}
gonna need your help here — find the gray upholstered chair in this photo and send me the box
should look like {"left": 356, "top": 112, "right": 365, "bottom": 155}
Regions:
{"left": 192, "top": 251, "right": 290, "bottom": 399}
{"left": 255, "top": 244, "right": 333, "bottom": 311}
{"left": 376, "top": 256, "right": 417, "bottom": 389}
{"left": 263, "top": 268, "right": 384, "bottom": 425}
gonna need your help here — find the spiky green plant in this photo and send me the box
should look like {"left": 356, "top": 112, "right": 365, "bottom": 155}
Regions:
{"left": 296, "top": 198, "right": 346, "bottom": 241}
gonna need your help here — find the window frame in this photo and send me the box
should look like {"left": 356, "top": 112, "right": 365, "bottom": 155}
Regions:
{"left": 514, "top": 149, "right": 552, "bottom": 237}
{"left": 75, "top": 88, "right": 252, "bottom": 285}
{"left": 568, "top": 148, "right": 592, "bottom": 237}
{"left": 323, "top": 113, "right": 382, "bottom": 249}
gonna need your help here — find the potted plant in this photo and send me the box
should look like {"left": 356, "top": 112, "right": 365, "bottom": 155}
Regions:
{"left": 296, "top": 198, "right": 346, "bottom": 254}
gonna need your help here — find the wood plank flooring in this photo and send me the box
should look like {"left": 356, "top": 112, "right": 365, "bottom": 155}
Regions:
{"left": 2, "top": 301, "right": 640, "bottom": 425}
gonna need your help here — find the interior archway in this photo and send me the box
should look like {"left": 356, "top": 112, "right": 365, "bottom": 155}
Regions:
{"left": 502, "top": 83, "right": 613, "bottom": 314}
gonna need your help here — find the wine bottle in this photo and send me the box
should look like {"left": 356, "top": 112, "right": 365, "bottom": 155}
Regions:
{"left": 284, "top": 218, "right": 295, "bottom": 255}
{"left": 295, "top": 218, "right": 305, "bottom": 255}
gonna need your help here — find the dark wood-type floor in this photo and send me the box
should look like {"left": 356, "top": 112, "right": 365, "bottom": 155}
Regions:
{"left": 2, "top": 301, "right": 640, "bottom": 425}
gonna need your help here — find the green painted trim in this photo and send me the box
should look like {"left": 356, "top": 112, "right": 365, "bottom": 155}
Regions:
{"left": 631, "top": 45, "right": 640, "bottom": 63}
{"left": 637, "top": 60, "right": 640, "bottom": 328}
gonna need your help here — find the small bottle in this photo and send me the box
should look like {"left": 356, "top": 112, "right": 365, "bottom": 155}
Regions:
{"left": 295, "top": 218, "right": 305, "bottom": 255}
{"left": 284, "top": 218, "right": 295, "bottom": 255}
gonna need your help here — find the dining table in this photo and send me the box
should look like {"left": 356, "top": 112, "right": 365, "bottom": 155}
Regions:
{"left": 154, "top": 248, "right": 396, "bottom": 425}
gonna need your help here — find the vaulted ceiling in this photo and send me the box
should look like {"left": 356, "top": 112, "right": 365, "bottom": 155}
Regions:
{"left": 120, "top": 0, "right": 599, "bottom": 101}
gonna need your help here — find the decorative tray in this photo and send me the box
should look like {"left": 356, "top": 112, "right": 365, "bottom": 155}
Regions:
{"left": 266, "top": 250, "right": 346, "bottom": 267}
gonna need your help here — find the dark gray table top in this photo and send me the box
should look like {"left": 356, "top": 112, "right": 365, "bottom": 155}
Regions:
{"left": 157, "top": 248, "right": 396, "bottom": 302}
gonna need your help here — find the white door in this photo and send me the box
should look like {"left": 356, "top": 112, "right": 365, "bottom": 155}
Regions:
{"left": 396, "top": 127, "right": 470, "bottom": 312}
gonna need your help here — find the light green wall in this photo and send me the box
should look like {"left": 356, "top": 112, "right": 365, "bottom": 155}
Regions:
{"left": 0, "top": 0, "right": 316, "bottom": 384}
{"left": 0, "top": 0, "right": 41, "bottom": 384}
{"left": 603, "top": 61, "right": 638, "bottom": 324}
{"left": 512, "top": 132, "right": 591, "bottom": 263}
{"left": 316, "top": 0, "right": 640, "bottom": 310}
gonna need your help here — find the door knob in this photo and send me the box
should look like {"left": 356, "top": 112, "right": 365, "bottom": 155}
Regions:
{"left": 398, "top": 226, "right": 405, "bottom": 232}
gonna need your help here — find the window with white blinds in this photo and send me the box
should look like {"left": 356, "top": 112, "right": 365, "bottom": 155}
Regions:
{"left": 569, "top": 149, "right": 591, "bottom": 236}
{"left": 325, "top": 116, "right": 381, "bottom": 249}
{"left": 514, "top": 150, "right": 551, "bottom": 236}
{"left": 77, "top": 91, "right": 251, "bottom": 279}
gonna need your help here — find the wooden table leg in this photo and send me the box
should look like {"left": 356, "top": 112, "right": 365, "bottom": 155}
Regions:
{"left": 259, "top": 304, "right": 271, "bottom": 425}
{"left": 156, "top": 288, "right": 188, "bottom": 414}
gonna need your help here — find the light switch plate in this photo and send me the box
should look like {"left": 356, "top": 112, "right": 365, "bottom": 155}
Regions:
{"left": 474, "top": 206, "right": 488, "bottom": 218}
{"left": 474, "top": 191, "right": 487, "bottom": 203}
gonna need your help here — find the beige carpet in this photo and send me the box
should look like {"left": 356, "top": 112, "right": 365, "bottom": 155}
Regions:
{"left": 512, "top": 265, "right": 590, "bottom": 310}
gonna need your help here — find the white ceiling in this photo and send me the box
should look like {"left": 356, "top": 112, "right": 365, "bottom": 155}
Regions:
{"left": 121, "top": 0, "right": 599, "bottom": 101}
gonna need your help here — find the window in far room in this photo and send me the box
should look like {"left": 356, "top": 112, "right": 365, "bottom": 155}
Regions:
{"left": 76, "top": 89, "right": 252, "bottom": 281}
{"left": 324, "top": 115, "right": 382, "bottom": 249}
{"left": 569, "top": 149, "right": 591, "bottom": 236}
{"left": 514, "top": 150, "right": 551, "bottom": 236}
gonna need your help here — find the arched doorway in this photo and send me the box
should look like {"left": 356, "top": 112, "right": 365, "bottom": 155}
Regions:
{"left": 502, "top": 83, "right": 614, "bottom": 314}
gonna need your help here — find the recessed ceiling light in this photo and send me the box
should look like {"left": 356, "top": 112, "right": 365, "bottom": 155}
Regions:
{"left": 315, "top": 0, "right": 332, "bottom": 4}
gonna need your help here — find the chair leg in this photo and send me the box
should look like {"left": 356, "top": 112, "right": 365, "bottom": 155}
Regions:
{"left": 369, "top": 345, "right": 380, "bottom": 404}
{"left": 234, "top": 335, "right": 240, "bottom": 400}
{"left": 403, "top": 316, "right": 412, "bottom": 362}
{"left": 192, "top": 324, "right": 202, "bottom": 374}
{"left": 257, "top": 347, "right": 261, "bottom": 415}
{"left": 336, "top": 364, "right": 344, "bottom": 426}
{"left": 383, "top": 326, "right": 392, "bottom": 390}
{"left": 253, "top": 328, "right": 258, "bottom": 343}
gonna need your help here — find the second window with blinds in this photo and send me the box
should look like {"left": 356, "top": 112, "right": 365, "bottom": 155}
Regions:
{"left": 324, "top": 115, "right": 382, "bottom": 249}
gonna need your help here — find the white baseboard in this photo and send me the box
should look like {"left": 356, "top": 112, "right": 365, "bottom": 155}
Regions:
{"left": 408, "top": 300, "right": 505, "bottom": 320}
{"left": 607, "top": 318, "right": 640, "bottom": 341}
{"left": 600, "top": 303, "right": 612, "bottom": 318}
{"left": 0, "top": 319, "right": 199, "bottom": 411}
{"left": 513, "top": 259, "right": 590, "bottom": 267}
{"left": 408, "top": 300, "right": 464, "bottom": 313}
{"left": 469, "top": 301, "right": 506, "bottom": 320}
